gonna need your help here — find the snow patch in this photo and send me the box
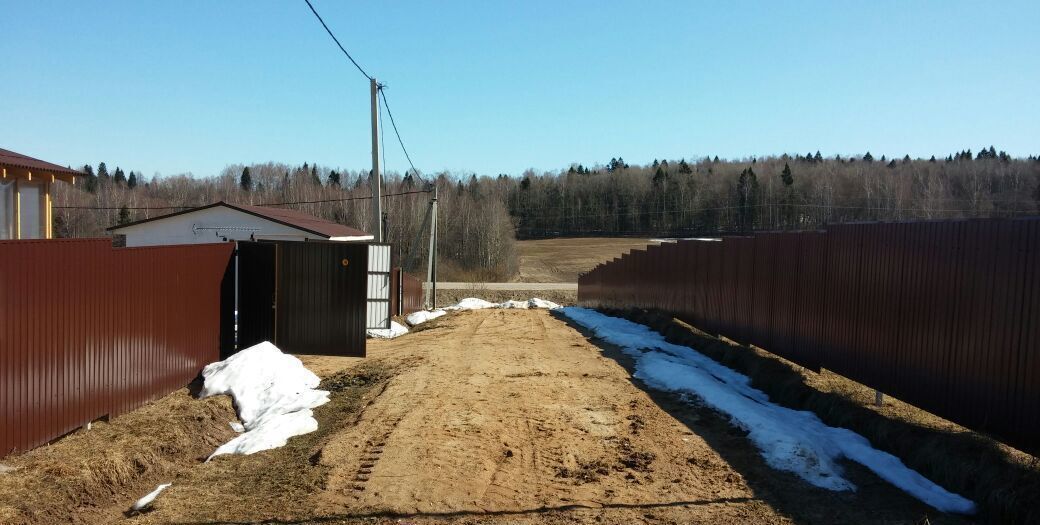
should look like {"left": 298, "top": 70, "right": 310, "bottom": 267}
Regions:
{"left": 528, "top": 298, "right": 562, "bottom": 310}
{"left": 498, "top": 299, "right": 530, "bottom": 309}
{"left": 558, "top": 307, "right": 975, "bottom": 515}
{"left": 367, "top": 321, "right": 409, "bottom": 339}
{"left": 129, "top": 483, "right": 171, "bottom": 513}
{"left": 406, "top": 297, "right": 562, "bottom": 326}
{"left": 406, "top": 309, "right": 446, "bottom": 326}
{"left": 198, "top": 341, "right": 330, "bottom": 459}
{"left": 443, "top": 297, "right": 498, "bottom": 311}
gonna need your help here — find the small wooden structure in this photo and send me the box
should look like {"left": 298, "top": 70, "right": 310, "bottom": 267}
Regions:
{"left": 0, "top": 148, "right": 84, "bottom": 239}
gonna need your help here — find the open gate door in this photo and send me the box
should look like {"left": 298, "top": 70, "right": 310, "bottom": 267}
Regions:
{"left": 234, "top": 241, "right": 368, "bottom": 357}
{"left": 275, "top": 241, "right": 367, "bottom": 356}
{"left": 236, "top": 242, "right": 277, "bottom": 350}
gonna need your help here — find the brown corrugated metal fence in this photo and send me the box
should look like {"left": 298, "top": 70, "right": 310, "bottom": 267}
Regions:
{"left": 1, "top": 239, "right": 233, "bottom": 458}
{"left": 578, "top": 218, "right": 1040, "bottom": 454}
{"left": 391, "top": 268, "right": 424, "bottom": 317}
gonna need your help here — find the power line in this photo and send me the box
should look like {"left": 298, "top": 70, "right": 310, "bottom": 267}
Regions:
{"left": 301, "top": 0, "right": 426, "bottom": 185}
{"left": 54, "top": 205, "right": 193, "bottom": 211}
{"left": 255, "top": 188, "right": 431, "bottom": 206}
{"left": 379, "top": 87, "right": 425, "bottom": 184}
{"left": 54, "top": 189, "right": 432, "bottom": 211}
{"left": 302, "top": 0, "right": 373, "bottom": 81}
{"left": 512, "top": 202, "right": 1038, "bottom": 221}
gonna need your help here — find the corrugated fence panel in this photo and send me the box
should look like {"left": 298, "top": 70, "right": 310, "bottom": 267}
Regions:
{"left": 576, "top": 218, "right": 1040, "bottom": 454}
{"left": 0, "top": 239, "right": 232, "bottom": 458}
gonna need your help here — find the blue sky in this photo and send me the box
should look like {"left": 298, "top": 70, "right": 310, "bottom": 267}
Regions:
{"left": 2, "top": 1, "right": 1037, "bottom": 178}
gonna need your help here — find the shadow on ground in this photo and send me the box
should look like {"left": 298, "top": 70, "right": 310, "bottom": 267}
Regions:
{"left": 550, "top": 309, "right": 974, "bottom": 525}
{"left": 172, "top": 497, "right": 756, "bottom": 525}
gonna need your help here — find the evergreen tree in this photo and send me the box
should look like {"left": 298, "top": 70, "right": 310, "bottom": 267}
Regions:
{"left": 713, "top": 155, "right": 720, "bottom": 163}
{"left": 652, "top": 167, "right": 666, "bottom": 186}
{"left": 929, "top": 155, "right": 937, "bottom": 163}
{"left": 127, "top": 171, "right": 138, "bottom": 189}
{"left": 678, "top": 159, "right": 692, "bottom": 174}
{"left": 117, "top": 205, "right": 131, "bottom": 225}
{"left": 781, "top": 162, "right": 794, "bottom": 186}
{"left": 97, "top": 162, "right": 109, "bottom": 181}
{"left": 311, "top": 165, "right": 320, "bottom": 185}
{"left": 240, "top": 167, "right": 253, "bottom": 191}
{"left": 887, "top": 159, "right": 897, "bottom": 168}
{"left": 113, "top": 167, "right": 126, "bottom": 185}
{"left": 814, "top": 151, "right": 823, "bottom": 163}
{"left": 903, "top": 154, "right": 912, "bottom": 164}
{"left": 83, "top": 164, "right": 98, "bottom": 193}
{"left": 737, "top": 167, "right": 759, "bottom": 232}
{"left": 328, "top": 170, "right": 341, "bottom": 187}
{"left": 863, "top": 152, "right": 874, "bottom": 162}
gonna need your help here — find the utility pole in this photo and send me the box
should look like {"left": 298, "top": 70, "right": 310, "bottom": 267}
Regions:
{"left": 370, "top": 78, "right": 383, "bottom": 242}
{"left": 426, "top": 182, "right": 438, "bottom": 308}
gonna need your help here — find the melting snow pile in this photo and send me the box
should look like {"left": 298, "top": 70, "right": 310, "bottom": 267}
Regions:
{"left": 559, "top": 307, "right": 976, "bottom": 515}
{"left": 406, "top": 309, "right": 447, "bottom": 325}
{"left": 198, "top": 341, "right": 330, "bottom": 459}
{"left": 128, "top": 482, "right": 171, "bottom": 513}
{"left": 367, "top": 321, "right": 409, "bottom": 339}
{"left": 406, "top": 297, "right": 561, "bottom": 326}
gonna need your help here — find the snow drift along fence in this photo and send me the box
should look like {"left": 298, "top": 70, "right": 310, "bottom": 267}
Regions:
{"left": 0, "top": 239, "right": 233, "bottom": 458}
{"left": 578, "top": 218, "right": 1040, "bottom": 455}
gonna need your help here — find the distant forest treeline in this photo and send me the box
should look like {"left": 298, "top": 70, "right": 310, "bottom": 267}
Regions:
{"left": 54, "top": 148, "right": 1040, "bottom": 280}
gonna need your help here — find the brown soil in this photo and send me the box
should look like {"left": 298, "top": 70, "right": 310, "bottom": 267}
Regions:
{"left": 1, "top": 309, "right": 979, "bottom": 524}
{"left": 515, "top": 238, "right": 659, "bottom": 282}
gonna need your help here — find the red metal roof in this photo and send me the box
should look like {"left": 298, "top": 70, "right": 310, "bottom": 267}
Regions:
{"left": 108, "top": 201, "right": 372, "bottom": 239}
{"left": 227, "top": 202, "right": 371, "bottom": 239}
{"left": 0, "top": 147, "right": 86, "bottom": 178}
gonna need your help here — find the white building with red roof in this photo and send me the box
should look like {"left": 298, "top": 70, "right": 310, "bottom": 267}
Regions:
{"left": 107, "top": 201, "right": 373, "bottom": 246}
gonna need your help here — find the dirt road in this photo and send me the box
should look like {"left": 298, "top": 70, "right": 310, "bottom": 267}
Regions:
{"left": 3, "top": 309, "right": 958, "bottom": 524}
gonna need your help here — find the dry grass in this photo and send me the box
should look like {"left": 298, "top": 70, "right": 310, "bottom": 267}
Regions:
{"left": 433, "top": 288, "right": 577, "bottom": 308}
{"left": 0, "top": 388, "right": 236, "bottom": 525}
{"left": 128, "top": 360, "right": 405, "bottom": 524}
{"left": 515, "top": 237, "right": 659, "bottom": 282}
{"left": 609, "top": 308, "right": 1040, "bottom": 524}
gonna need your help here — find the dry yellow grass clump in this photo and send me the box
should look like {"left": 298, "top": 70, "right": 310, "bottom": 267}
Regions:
{"left": 0, "top": 388, "right": 236, "bottom": 525}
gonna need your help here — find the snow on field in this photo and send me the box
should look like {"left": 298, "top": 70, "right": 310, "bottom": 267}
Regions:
{"left": 559, "top": 307, "right": 976, "bottom": 515}
{"left": 198, "top": 342, "right": 330, "bottom": 459}
{"left": 367, "top": 321, "right": 409, "bottom": 339}
{"left": 406, "top": 297, "right": 561, "bottom": 326}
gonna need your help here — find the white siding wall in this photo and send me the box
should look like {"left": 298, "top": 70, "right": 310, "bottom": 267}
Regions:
{"left": 114, "top": 207, "right": 325, "bottom": 247}
{"left": 366, "top": 244, "right": 392, "bottom": 329}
